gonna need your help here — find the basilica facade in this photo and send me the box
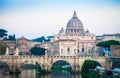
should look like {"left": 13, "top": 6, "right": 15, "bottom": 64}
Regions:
{"left": 47, "top": 11, "right": 96, "bottom": 56}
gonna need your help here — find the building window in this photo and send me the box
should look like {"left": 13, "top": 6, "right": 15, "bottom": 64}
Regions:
{"left": 82, "top": 48, "right": 84, "bottom": 53}
{"left": 74, "top": 29, "right": 76, "bottom": 32}
{"left": 61, "top": 49, "right": 63, "bottom": 52}
{"left": 78, "top": 49, "right": 79, "bottom": 52}
{"left": 89, "top": 49, "right": 90, "bottom": 53}
{"left": 67, "top": 47, "right": 70, "bottom": 52}
{"left": 74, "top": 49, "right": 76, "bottom": 52}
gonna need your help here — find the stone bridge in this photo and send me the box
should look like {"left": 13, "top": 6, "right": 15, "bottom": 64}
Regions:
{"left": 0, "top": 55, "right": 109, "bottom": 73}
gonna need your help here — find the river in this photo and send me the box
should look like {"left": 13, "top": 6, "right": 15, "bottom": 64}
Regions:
{"left": 0, "top": 68, "right": 82, "bottom": 78}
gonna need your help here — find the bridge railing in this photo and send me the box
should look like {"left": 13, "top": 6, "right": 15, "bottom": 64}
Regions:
{"left": 78, "top": 52, "right": 98, "bottom": 56}
{"left": 0, "top": 53, "right": 105, "bottom": 59}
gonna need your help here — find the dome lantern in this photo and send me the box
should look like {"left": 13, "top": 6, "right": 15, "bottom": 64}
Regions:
{"left": 73, "top": 10, "right": 77, "bottom": 18}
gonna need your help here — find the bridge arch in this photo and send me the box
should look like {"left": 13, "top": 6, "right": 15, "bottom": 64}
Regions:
{"left": 0, "top": 60, "right": 10, "bottom": 67}
{"left": 18, "top": 60, "right": 42, "bottom": 70}
{"left": 0, "top": 60, "right": 10, "bottom": 69}
{"left": 92, "top": 60, "right": 102, "bottom": 67}
{"left": 50, "top": 60, "right": 72, "bottom": 71}
{"left": 0, "top": 60, "right": 10, "bottom": 72}
{"left": 80, "top": 59, "right": 104, "bottom": 72}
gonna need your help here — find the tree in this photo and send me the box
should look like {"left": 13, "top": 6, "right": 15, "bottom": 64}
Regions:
{"left": 46, "top": 36, "right": 54, "bottom": 42}
{"left": 81, "top": 60, "right": 96, "bottom": 73}
{"left": 30, "top": 46, "right": 46, "bottom": 55}
{"left": 97, "top": 40, "right": 120, "bottom": 48}
{"left": 0, "top": 29, "right": 7, "bottom": 38}
{"left": 47, "top": 36, "right": 54, "bottom": 39}
{"left": 97, "top": 40, "right": 120, "bottom": 49}
{"left": 33, "top": 36, "right": 46, "bottom": 42}
{"left": 8, "top": 34, "right": 16, "bottom": 40}
{"left": 33, "top": 36, "right": 54, "bottom": 42}
{"left": 81, "top": 60, "right": 100, "bottom": 78}
{"left": 0, "top": 42, "right": 7, "bottom": 55}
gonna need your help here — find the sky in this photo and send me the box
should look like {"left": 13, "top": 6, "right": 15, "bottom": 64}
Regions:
{"left": 0, "top": 0, "right": 120, "bottom": 39}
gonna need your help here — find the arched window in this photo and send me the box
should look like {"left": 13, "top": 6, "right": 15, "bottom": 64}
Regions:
{"left": 74, "top": 29, "right": 76, "bottom": 32}
{"left": 78, "top": 49, "right": 79, "bottom": 52}
{"left": 91, "top": 37, "right": 93, "bottom": 39}
{"left": 89, "top": 49, "right": 90, "bottom": 53}
{"left": 82, "top": 48, "right": 84, "bottom": 53}
{"left": 67, "top": 47, "right": 70, "bottom": 52}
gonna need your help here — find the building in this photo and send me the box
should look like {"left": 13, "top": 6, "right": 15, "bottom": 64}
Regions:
{"left": 17, "top": 36, "right": 29, "bottom": 54}
{"left": 48, "top": 11, "right": 96, "bottom": 56}
{"left": 102, "top": 33, "right": 120, "bottom": 41}
{"left": 28, "top": 41, "right": 41, "bottom": 49}
{"left": 49, "top": 39, "right": 78, "bottom": 56}
{"left": 52, "top": 11, "right": 96, "bottom": 53}
{"left": 3, "top": 40, "right": 16, "bottom": 54}
{"left": 111, "top": 45, "right": 120, "bottom": 57}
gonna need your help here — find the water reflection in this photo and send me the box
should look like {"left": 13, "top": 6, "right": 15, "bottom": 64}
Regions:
{"left": 0, "top": 68, "right": 82, "bottom": 78}
{"left": 0, "top": 67, "right": 115, "bottom": 78}
{"left": 21, "top": 69, "right": 36, "bottom": 78}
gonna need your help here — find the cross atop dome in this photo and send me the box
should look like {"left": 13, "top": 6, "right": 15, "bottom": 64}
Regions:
{"left": 73, "top": 10, "right": 77, "bottom": 18}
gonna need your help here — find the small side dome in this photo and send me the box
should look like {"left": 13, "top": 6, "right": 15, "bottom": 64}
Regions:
{"left": 67, "top": 11, "right": 83, "bottom": 27}
{"left": 58, "top": 28, "right": 66, "bottom": 36}
{"left": 85, "top": 29, "right": 91, "bottom": 36}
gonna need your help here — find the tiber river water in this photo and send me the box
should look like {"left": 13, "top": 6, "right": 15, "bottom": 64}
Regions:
{"left": 0, "top": 68, "right": 82, "bottom": 78}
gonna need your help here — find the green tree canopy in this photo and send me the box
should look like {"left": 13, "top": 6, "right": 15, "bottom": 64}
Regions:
{"left": 30, "top": 46, "right": 46, "bottom": 55}
{"left": 97, "top": 40, "right": 120, "bottom": 48}
{"left": 81, "top": 60, "right": 99, "bottom": 73}
{"left": 8, "top": 34, "right": 16, "bottom": 40}
{"left": 81, "top": 60, "right": 101, "bottom": 78}
{"left": 32, "top": 36, "right": 54, "bottom": 42}
{"left": 47, "top": 36, "right": 54, "bottom": 39}
{"left": 0, "top": 29, "right": 7, "bottom": 38}
{"left": 0, "top": 42, "right": 7, "bottom": 55}
{"left": 33, "top": 36, "right": 46, "bottom": 42}
{"left": 81, "top": 60, "right": 95, "bottom": 73}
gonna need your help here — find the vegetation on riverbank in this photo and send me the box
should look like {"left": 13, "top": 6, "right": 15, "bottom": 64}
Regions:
{"left": 51, "top": 66, "right": 71, "bottom": 71}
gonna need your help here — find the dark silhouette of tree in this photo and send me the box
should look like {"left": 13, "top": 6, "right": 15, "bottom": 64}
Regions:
{"left": 97, "top": 40, "right": 120, "bottom": 49}
{"left": 0, "top": 29, "right": 7, "bottom": 38}
{"left": 47, "top": 36, "right": 54, "bottom": 39}
{"left": 33, "top": 36, "right": 54, "bottom": 42}
{"left": 33, "top": 36, "right": 46, "bottom": 42}
{"left": 81, "top": 60, "right": 101, "bottom": 78}
{"left": 81, "top": 60, "right": 96, "bottom": 73}
{"left": 30, "top": 46, "right": 45, "bottom": 55}
{"left": 8, "top": 34, "right": 16, "bottom": 40}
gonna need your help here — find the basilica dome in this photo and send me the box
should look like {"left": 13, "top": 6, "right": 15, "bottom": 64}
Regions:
{"left": 67, "top": 11, "right": 83, "bottom": 27}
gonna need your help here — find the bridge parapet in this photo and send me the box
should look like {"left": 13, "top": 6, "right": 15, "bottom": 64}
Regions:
{"left": 0, "top": 55, "right": 106, "bottom": 59}
{"left": 18, "top": 55, "right": 45, "bottom": 58}
{"left": 78, "top": 53, "right": 99, "bottom": 57}
{"left": 0, "top": 55, "right": 19, "bottom": 59}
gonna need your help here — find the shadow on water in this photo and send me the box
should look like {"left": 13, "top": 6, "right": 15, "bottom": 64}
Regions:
{"left": 1, "top": 67, "right": 113, "bottom": 78}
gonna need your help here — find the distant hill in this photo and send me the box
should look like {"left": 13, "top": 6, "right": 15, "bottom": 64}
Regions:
{"left": 32, "top": 36, "right": 54, "bottom": 42}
